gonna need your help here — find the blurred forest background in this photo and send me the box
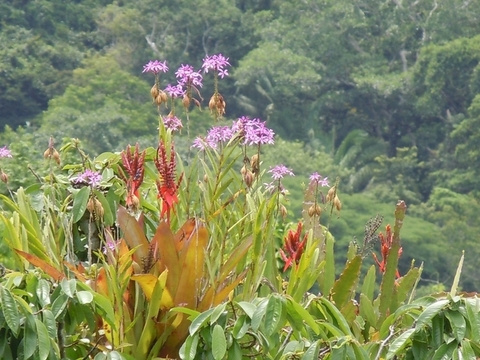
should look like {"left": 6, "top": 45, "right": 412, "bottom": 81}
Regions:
{"left": 1, "top": 0, "right": 480, "bottom": 293}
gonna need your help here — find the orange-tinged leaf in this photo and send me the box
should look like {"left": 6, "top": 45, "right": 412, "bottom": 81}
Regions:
{"left": 219, "top": 236, "right": 252, "bottom": 280}
{"left": 174, "top": 222, "right": 208, "bottom": 308}
{"left": 117, "top": 206, "right": 149, "bottom": 265}
{"left": 63, "top": 261, "right": 88, "bottom": 283}
{"left": 15, "top": 249, "right": 65, "bottom": 281}
{"left": 153, "top": 221, "right": 180, "bottom": 294}
{"left": 95, "top": 267, "right": 109, "bottom": 296}
{"left": 132, "top": 274, "right": 157, "bottom": 301}
{"left": 173, "top": 218, "right": 196, "bottom": 252}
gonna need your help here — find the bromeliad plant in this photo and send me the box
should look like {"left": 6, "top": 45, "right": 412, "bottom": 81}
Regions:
{"left": 1, "top": 53, "right": 480, "bottom": 360}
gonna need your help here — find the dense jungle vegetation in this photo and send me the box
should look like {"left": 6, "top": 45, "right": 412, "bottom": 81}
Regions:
{"left": 1, "top": 0, "right": 480, "bottom": 293}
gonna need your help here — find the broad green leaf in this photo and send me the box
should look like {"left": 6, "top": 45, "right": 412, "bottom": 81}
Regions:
{"left": 179, "top": 334, "right": 199, "bottom": 360}
{"left": 251, "top": 298, "right": 268, "bottom": 331}
{"left": 93, "top": 189, "right": 114, "bottom": 226}
{"left": 76, "top": 290, "right": 93, "bottom": 304}
{"left": 264, "top": 294, "right": 285, "bottom": 336}
{"left": 465, "top": 301, "right": 480, "bottom": 343}
{"left": 1, "top": 286, "right": 20, "bottom": 337}
{"left": 431, "top": 341, "right": 457, "bottom": 360}
{"left": 331, "top": 255, "right": 362, "bottom": 310}
{"left": 431, "top": 314, "right": 445, "bottom": 348}
{"left": 445, "top": 310, "right": 466, "bottom": 342}
{"left": 24, "top": 314, "right": 37, "bottom": 359}
{"left": 72, "top": 186, "right": 90, "bottom": 223}
{"left": 319, "top": 234, "right": 335, "bottom": 295}
{"left": 210, "top": 303, "right": 227, "bottom": 325}
{"left": 302, "top": 340, "right": 320, "bottom": 360}
{"left": 212, "top": 325, "right": 227, "bottom": 360}
{"left": 227, "top": 339, "right": 242, "bottom": 360}
{"left": 60, "top": 278, "right": 76, "bottom": 298}
{"left": 51, "top": 293, "right": 69, "bottom": 320}
{"left": 461, "top": 339, "right": 476, "bottom": 359}
{"left": 415, "top": 299, "right": 450, "bottom": 330}
{"left": 386, "top": 329, "right": 415, "bottom": 359}
{"left": 236, "top": 301, "right": 256, "bottom": 318}
{"left": 189, "top": 308, "right": 215, "bottom": 335}
{"left": 36, "top": 279, "right": 51, "bottom": 307}
{"left": 36, "top": 318, "right": 50, "bottom": 360}
{"left": 232, "top": 314, "right": 249, "bottom": 339}
{"left": 411, "top": 339, "right": 429, "bottom": 360}
{"left": 42, "top": 309, "right": 57, "bottom": 338}
{"left": 317, "top": 297, "right": 350, "bottom": 335}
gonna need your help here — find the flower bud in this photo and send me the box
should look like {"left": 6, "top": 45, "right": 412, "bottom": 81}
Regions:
{"left": 334, "top": 196, "right": 342, "bottom": 211}
{"left": 203, "top": 173, "right": 209, "bottom": 183}
{"left": 0, "top": 171, "right": 8, "bottom": 184}
{"left": 150, "top": 84, "right": 159, "bottom": 100}
{"left": 308, "top": 203, "right": 322, "bottom": 217}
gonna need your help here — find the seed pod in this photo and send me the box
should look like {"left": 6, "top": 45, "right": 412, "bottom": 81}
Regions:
{"left": 0, "top": 171, "right": 8, "bottom": 184}
{"left": 243, "top": 169, "right": 254, "bottom": 188}
{"left": 326, "top": 186, "right": 336, "bottom": 202}
{"left": 182, "top": 94, "right": 191, "bottom": 108}
{"left": 240, "top": 165, "right": 248, "bottom": 176}
{"left": 159, "top": 90, "right": 168, "bottom": 104}
{"left": 87, "top": 197, "right": 104, "bottom": 219}
{"left": 155, "top": 94, "right": 163, "bottom": 106}
{"left": 334, "top": 195, "right": 342, "bottom": 211}
{"left": 308, "top": 203, "right": 322, "bottom": 217}
{"left": 250, "top": 154, "right": 259, "bottom": 175}
{"left": 203, "top": 173, "right": 209, "bottom": 183}
{"left": 150, "top": 84, "right": 159, "bottom": 100}
{"left": 279, "top": 204, "right": 288, "bottom": 220}
{"left": 52, "top": 149, "right": 61, "bottom": 165}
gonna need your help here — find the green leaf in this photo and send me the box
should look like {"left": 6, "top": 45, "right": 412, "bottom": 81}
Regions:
{"left": 92, "top": 293, "right": 116, "bottom": 330}
{"left": 361, "top": 265, "right": 376, "bottom": 302}
{"left": 36, "top": 279, "right": 51, "bottom": 307}
{"left": 179, "top": 334, "right": 199, "bottom": 360}
{"left": 1, "top": 286, "right": 20, "bottom": 337}
{"left": 386, "top": 329, "right": 415, "bottom": 359}
{"left": 51, "top": 293, "right": 69, "bottom": 320}
{"left": 212, "top": 324, "right": 227, "bottom": 360}
{"left": 331, "top": 255, "right": 362, "bottom": 310}
{"left": 107, "top": 351, "right": 123, "bottom": 360}
{"left": 396, "top": 267, "right": 421, "bottom": 305}
{"left": 445, "top": 310, "right": 466, "bottom": 342}
{"left": 465, "top": 301, "right": 480, "bottom": 343}
{"left": 264, "top": 294, "right": 285, "bottom": 336}
{"left": 36, "top": 318, "right": 51, "bottom": 360}
{"left": 319, "top": 234, "right": 335, "bottom": 295}
{"left": 359, "top": 293, "right": 376, "bottom": 326}
{"left": 236, "top": 301, "right": 256, "bottom": 318}
{"left": 302, "top": 340, "right": 320, "bottom": 360}
{"left": 415, "top": 299, "right": 450, "bottom": 330}
{"left": 76, "top": 291, "right": 93, "bottom": 304}
{"left": 450, "top": 251, "right": 464, "bottom": 297}
{"left": 93, "top": 189, "right": 114, "bottom": 226}
{"left": 210, "top": 303, "right": 227, "bottom": 325}
{"left": 431, "top": 341, "right": 457, "bottom": 360}
{"left": 431, "top": 314, "right": 445, "bottom": 348}
{"left": 189, "top": 308, "right": 215, "bottom": 335}
{"left": 24, "top": 315, "right": 37, "bottom": 359}
{"left": 227, "top": 339, "right": 242, "bottom": 360}
{"left": 72, "top": 186, "right": 90, "bottom": 223}
{"left": 60, "top": 278, "right": 76, "bottom": 298}
{"left": 461, "top": 339, "right": 476, "bottom": 359}
{"left": 287, "top": 297, "right": 319, "bottom": 334}
{"left": 232, "top": 314, "right": 249, "bottom": 339}
{"left": 42, "top": 309, "right": 57, "bottom": 338}
{"left": 251, "top": 298, "right": 268, "bottom": 331}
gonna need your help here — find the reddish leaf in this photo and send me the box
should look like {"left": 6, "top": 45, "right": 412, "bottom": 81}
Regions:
{"left": 15, "top": 249, "right": 65, "bottom": 281}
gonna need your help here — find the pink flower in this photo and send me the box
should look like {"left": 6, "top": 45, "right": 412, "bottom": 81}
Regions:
{"left": 142, "top": 60, "right": 169, "bottom": 74}
{"left": 202, "top": 54, "right": 231, "bottom": 78}
{"left": 0, "top": 146, "right": 12, "bottom": 158}
{"left": 268, "top": 165, "right": 294, "bottom": 180}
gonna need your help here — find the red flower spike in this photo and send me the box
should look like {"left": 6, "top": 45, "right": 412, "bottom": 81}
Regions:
{"left": 121, "top": 144, "right": 146, "bottom": 209}
{"left": 280, "top": 222, "right": 307, "bottom": 272}
{"left": 155, "top": 141, "right": 183, "bottom": 224}
{"left": 372, "top": 224, "right": 402, "bottom": 278}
